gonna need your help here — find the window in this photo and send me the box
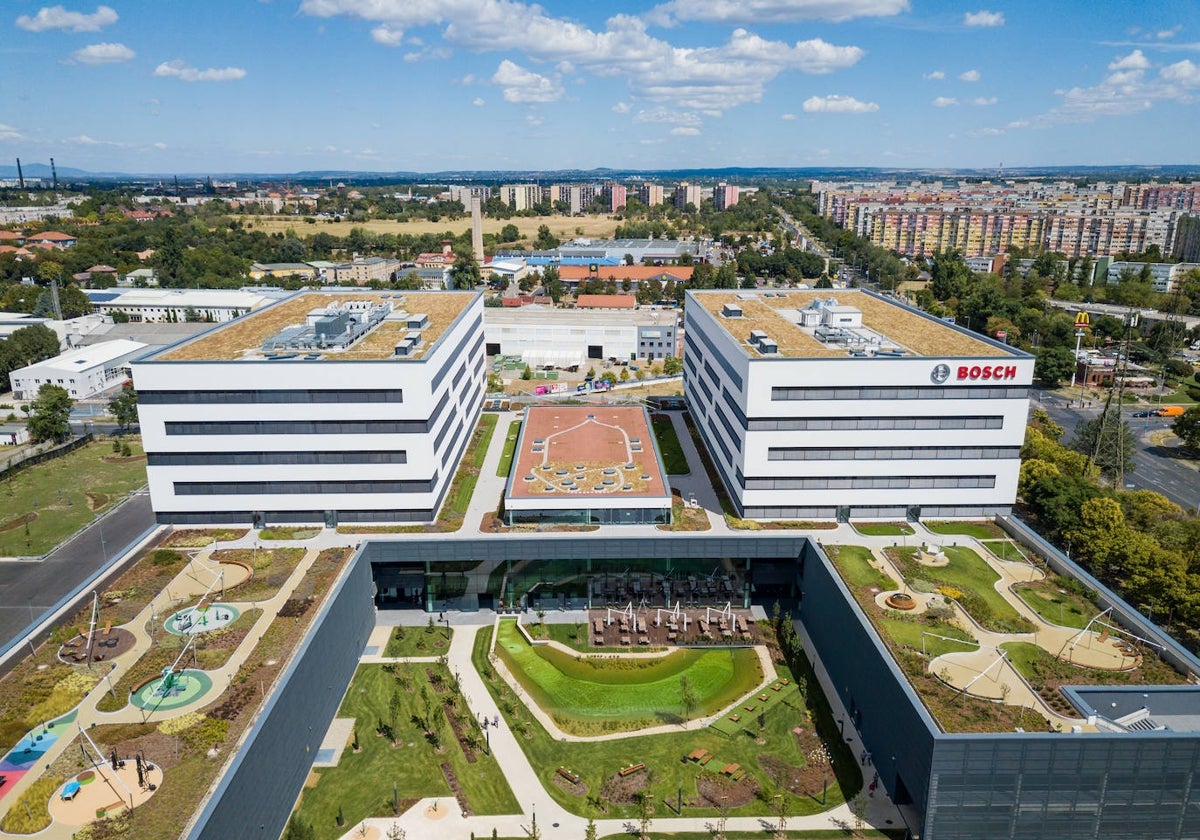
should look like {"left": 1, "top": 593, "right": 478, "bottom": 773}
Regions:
{"left": 768, "top": 446, "right": 1019, "bottom": 461}
{"left": 174, "top": 476, "right": 437, "bottom": 495}
{"left": 140, "top": 389, "right": 405, "bottom": 404}
{"left": 741, "top": 474, "right": 997, "bottom": 490}
{"left": 748, "top": 415, "right": 1004, "bottom": 431}
{"left": 148, "top": 451, "right": 407, "bottom": 466}
{"left": 771, "top": 385, "right": 1029, "bottom": 401}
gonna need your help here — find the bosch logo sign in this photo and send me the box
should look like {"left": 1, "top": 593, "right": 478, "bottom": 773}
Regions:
{"left": 957, "top": 364, "right": 1018, "bottom": 381}
{"left": 930, "top": 364, "right": 951, "bottom": 384}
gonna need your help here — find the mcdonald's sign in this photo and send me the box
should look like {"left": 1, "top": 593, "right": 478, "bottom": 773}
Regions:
{"left": 1074, "top": 311, "right": 1091, "bottom": 330}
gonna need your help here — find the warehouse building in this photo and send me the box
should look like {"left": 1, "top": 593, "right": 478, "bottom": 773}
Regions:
{"left": 484, "top": 306, "right": 678, "bottom": 367}
{"left": 131, "top": 290, "right": 485, "bottom": 526}
{"left": 86, "top": 288, "right": 279, "bottom": 324}
{"left": 9, "top": 339, "right": 147, "bottom": 400}
{"left": 683, "top": 289, "right": 1033, "bottom": 520}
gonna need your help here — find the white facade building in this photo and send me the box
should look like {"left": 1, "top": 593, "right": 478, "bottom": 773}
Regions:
{"left": 132, "top": 291, "right": 485, "bottom": 526}
{"left": 1105, "top": 261, "right": 1200, "bottom": 294}
{"left": 86, "top": 288, "right": 276, "bottom": 324}
{"left": 10, "top": 339, "right": 147, "bottom": 400}
{"left": 484, "top": 307, "right": 678, "bottom": 367}
{"left": 683, "top": 290, "right": 1033, "bottom": 521}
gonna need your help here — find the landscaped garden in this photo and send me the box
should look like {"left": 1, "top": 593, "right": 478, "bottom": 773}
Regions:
{"left": 851, "top": 522, "right": 914, "bottom": 537}
{"left": 382, "top": 622, "right": 452, "bottom": 657}
{"left": 476, "top": 621, "right": 862, "bottom": 820}
{"left": 289, "top": 663, "right": 520, "bottom": 839}
{"left": 494, "top": 620, "right": 761, "bottom": 734}
{"left": 210, "top": 546, "right": 307, "bottom": 602}
{"left": 496, "top": 419, "right": 521, "bottom": 477}
{"left": 1012, "top": 576, "right": 1099, "bottom": 630}
{"left": 0, "top": 437, "right": 149, "bottom": 557}
{"left": 921, "top": 520, "right": 1004, "bottom": 540}
{"left": 650, "top": 414, "right": 689, "bottom": 475}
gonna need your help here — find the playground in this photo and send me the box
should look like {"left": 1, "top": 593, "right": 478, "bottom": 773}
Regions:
{"left": 163, "top": 603, "right": 241, "bottom": 635}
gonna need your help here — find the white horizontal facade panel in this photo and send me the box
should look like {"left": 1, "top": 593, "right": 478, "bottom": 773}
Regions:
{"left": 739, "top": 485, "right": 1016, "bottom": 508}
{"left": 739, "top": 458, "right": 1020, "bottom": 478}
{"left": 152, "top": 491, "right": 442, "bottom": 514}
{"left": 505, "top": 495, "right": 672, "bottom": 512}
{"left": 148, "top": 464, "right": 432, "bottom": 482}
{"left": 131, "top": 361, "right": 434, "bottom": 393}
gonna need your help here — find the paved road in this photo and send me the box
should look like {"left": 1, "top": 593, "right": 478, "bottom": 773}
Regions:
{"left": 1032, "top": 390, "right": 1200, "bottom": 512}
{"left": 0, "top": 492, "right": 157, "bottom": 654}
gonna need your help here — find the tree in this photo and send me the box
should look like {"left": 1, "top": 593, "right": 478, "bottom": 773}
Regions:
{"left": 25, "top": 384, "right": 73, "bottom": 444}
{"left": 1173, "top": 406, "right": 1200, "bottom": 452}
{"left": 929, "top": 250, "right": 971, "bottom": 301}
{"left": 388, "top": 686, "right": 402, "bottom": 745}
{"left": 583, "top": 817, "right": 598, "bottom": 840}
{"left": 449, "top": 254, "right": 481, "bottom": 290}
{"left": 533, "top": 225, "right": 559, "bottom": 250}
{"left": 1034, "top": 346, "right": 1077, "bottom": 386}
{"left": 521, "top": 364, "right": 533, "bottom": 380}
{"left": 282, "top": 814, "right": 316, "bottom": 840}
{"left": 662, "top": 355, "right": 682, "bottom": 376}
{"left": 542, "top": 265, "right": 563, "bottom": 303}
{"left": 679, "top": 675, "right": 697, "bottom": 720}
{"left": 108, "top": 383, "right": 138, "bottom": 431}
{"left": 500, "top": 223, "right": 520, "bottom": 242}
{"left": 1070, "top": 406, "right": 1137, "bottom": 482}
{"left": 636, "top": 790, "right": 655, "bottom": 839}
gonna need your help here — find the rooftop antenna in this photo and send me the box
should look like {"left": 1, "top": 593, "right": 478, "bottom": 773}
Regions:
{"left": 1086, "top": 308, "right": 1137, "bottom": 487}
{"left": 15, "top": 158, "right": 24, "bottom": 190}
{"left": 50, "top": 157, "right": 58, "bottom": 190}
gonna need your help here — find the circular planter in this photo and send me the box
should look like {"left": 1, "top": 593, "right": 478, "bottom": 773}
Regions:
{"left": 885, "top": 592, "right": 917, "bottom": 611}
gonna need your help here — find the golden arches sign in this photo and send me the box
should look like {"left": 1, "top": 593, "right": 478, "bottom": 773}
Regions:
{"left": 1074, "top": 311, "right": 1091, "bottom": 330}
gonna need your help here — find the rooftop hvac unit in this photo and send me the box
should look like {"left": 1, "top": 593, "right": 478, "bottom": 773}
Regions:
{"left": 721, "top": 302, "right": 743, "bottom": 318}
{"left": 406, "top": 313, "right": 430, "bottom": 329}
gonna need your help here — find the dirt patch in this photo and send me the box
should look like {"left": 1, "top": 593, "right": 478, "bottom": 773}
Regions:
{"left": 759, "top": 753, "right": 823, "bottom": 798}
{"left": 599, "top": 767, "right": 650, "bottom": 805}
{"left": 161, "top": 528, "right": 249, "bottom": 548}
{"left": 58, "top": 627, "right": 136, "bottom": 664}
{"left": 110, "top": 731, "right": 183, "bottom": 771}
{"left": 0, "top": 511, "right": 37, "bottom": 533}
{"left": 439, "top": 762, "right": 472, "bottom": 817}
{"left": 696, "top": 770, "right": 759, "bottom": 808}
{"left": 86, "top": 492, "right": 110, "bottom": 510}
{"left": 552, "top": 773, "right": 588, "bottom": 797}
{"left": 100, "top": 455, "right": 146, "bottom": 464}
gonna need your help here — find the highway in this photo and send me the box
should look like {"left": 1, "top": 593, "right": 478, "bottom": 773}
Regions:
{"left": 1032, "top": 389, "right": 1200, "bottom": 513}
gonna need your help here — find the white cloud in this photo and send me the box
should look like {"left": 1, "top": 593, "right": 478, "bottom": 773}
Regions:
{"left": 963, "top": 10, "right": 1004, "bottom": 27}
{"left": 923, "top": 70, "right": 945, "bottom": 80}
{"left": 971, "top": 96, "right": 997, "bottom": 105}
{"left": 525, "top": 114, "right": 543, "bottom": 126}
{"left": 67, "top": 134, "right": 126, "bottom": 147}
{"left": 1109, "top": 49, "right": 1150, "bottom": 71}
{"left": 1161, "top": 58, "right": 1200, "bottom": 85}
{"left": 70, "top": 42, "right": 134, "bottom": 65}
{"left": 491, "top": 59, "right": 563, "bottom": 103}
{"left": 612, "top": 101, "right": 632, "bottom": 113}
{"left": 16, "top": 4, "right": 117, "bottom": 32}
{"left": 299, "top": 1, "right": 866, "bottom": 111}
{"left": 648, "top": 0, "right": 908, "bottom": 25}
{"left": 371, "top": 24, "right": 405, "bottom": 45}
{"left": 153, "top": 142, "right": 167, "bottom": 150}
{"left": 153, "top": 60, "right": 247, "bottom": 82}
{"left": 966, "top": 126, "right": 1004, "bottom": 137}
{"left": 472, "top": 96, "right": 485, "bottom": 106}
{"left": 802, "top": 93, "right": 878, "bottom": 113}
{"left": 959, "top": 69, "right": 981, "bottom": 82}
{"left": 0, "top": 124, "right": 25, "bottom": 142}
{"left": 634, "top": 108, "right": 702, "bottom": 127}
{"left": 1157, "top": 25, "right": 1182, "bottom": 40}
{"left": 932, "top": 96, "right": 958, "bottom": 107}
{"left": 670, "top": 126, "right": 701, "bottom": 135}
{"left": 780, "top": 112, "right": 797, "bottom": 120}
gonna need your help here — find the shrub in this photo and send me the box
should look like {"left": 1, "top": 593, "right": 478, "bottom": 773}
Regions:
{"left": 0, "top": 776, "right": 62, "bottom": 833}
{"left": 152, "top": 548, "right": 183, "bottom": 566}
{"left": 157, "top": 711, "right": 206, "bottom": 736}
{"left": 182, "top": 716, "right": 229, "bottom": 751}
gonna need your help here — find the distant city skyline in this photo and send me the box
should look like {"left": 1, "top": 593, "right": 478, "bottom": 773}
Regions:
{"left": 2, "top": 0, "right": 1199, "bottom": 173}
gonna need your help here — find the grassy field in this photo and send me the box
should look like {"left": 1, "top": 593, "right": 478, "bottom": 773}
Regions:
{"left": 382, "top": 624, "right": 453, "bottom": 657}
{"left": 476, "top": 628, "right": 861, "bottom": 820}
{"left": 888, "top": 546, "right": 1032, "bottom": 634}
{"left": 291, "top": 663, "right": 520, "bottom": 838}
{"left": 257, "top": 526, "right": 320, "bottom": 540}
{"left": 1012, "top": 580, "right": 1097, "bottom": 629}
{"left": 825, "top": 545, "right": 893, "bottom": 591}
{"left": 0, "top": 438, "right": 147, "bottom": 557}
{"left": 494, "top": 620, "right": 761, "bottom": 734}
{"left": 240, "top": 214, "right": 619, "bottom": 240}
{"left": 979, "top": 539, "right": 1028, "bottom": 564}
{"left": 496, "top": 420, "right": 521, "bottom": 477}
{"left": 922, "top": 521, "right": 1004, "bottom": 540}
{"left": 851, "top": 522, "right": 914, "bottom": 537}
{"left": 878, "top": 615, "right": 977, "bottom": 657}
{"left": 651, "top": 415, "right": 690, "bottom": 475}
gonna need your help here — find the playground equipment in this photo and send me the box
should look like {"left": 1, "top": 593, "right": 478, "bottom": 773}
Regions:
{"left": 75, "top": 724, "right": 137, "bottom": 813}
{"left": 1064, "top": 608, "right": 1165, "bottom": 661}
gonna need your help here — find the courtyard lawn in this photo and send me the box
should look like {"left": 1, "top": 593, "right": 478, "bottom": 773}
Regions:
{"left": 825, "top": 545, "right": 894, "bottom": 591}
{"left": 496, "top": 420, "right": 522, "bottom": 477}
{"left": 476, "top": 628, "right": 861, "bottom": 821}
{"left": 292, "top": 663, "right": 519, "bottom": 838}
{"left": 0, "top": 437, "right": 147, "bottom": 557}
{"left": 878, "top": 615, "right": 977, "bottom": 658}
{"left": 1012, "top": 580, "right": 1097, "bottom": 630}
{"left": 979, "top": 539, "right": 1029, "bottom": 564}
{"left": 651, "top": 415, "right": 690, "bottom": 475}
{"left": 382, "top": 624, "right": 453, "bottom": 657}
{"left": 852, "top": 522, "right": 914, "bottom": 537}
{"left": 494, "top": 620, "right": 761, "bottom": 734}
{"left": 922, "top": 521, "right": 1003, "bottom": 540}
{"left": 890, "top": 546, "right": 1032, "bottom": 634}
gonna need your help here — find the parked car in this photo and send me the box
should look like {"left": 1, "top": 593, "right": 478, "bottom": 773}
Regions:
{"left": 1132, "top": 410, "right": 1157, "bottom": 418}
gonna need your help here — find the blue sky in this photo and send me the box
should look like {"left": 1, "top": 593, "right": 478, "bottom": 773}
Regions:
{"left": 2, "top": 0, "right": 1199, "bottom": 173}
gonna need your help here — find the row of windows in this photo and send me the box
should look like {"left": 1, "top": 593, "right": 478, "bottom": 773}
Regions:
{"left": 148, "top": 450, "right": 408, "bottom": 466}
{"left": 721, "top": 387, "right": 748, "bottom": 427}
{"left": 431, "top": 319, "right": 483, "bottom": 391}
{"left": 706, "top": 416, "right": 735, "bottom": 466}
{"left": 767, "top": 446, "right": 1021, "bottom": 461}
{"left": 165, "top": 388, "right": 453, "bottom": 437}
{"left": 747, "top": 416, "right": 1005, "bottom": 431}
{"left": 139, "top": 389, "right": 404, "bottom": 405}
{"left": 741, "top": 475, "right": 997, "bottom": 491}
{"left": 714, "top": 401, "right": 742, "bottom": 452}
{"left": 771, "top": 385, "right": 1029, "bottom": 401}
{"left": 689, "top": 320, "right": 744, "bottom": 391}
{"left": 174, "top": 477, "right": 437, "bottom": 496}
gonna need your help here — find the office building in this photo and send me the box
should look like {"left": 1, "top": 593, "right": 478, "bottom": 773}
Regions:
{"left": 484, "top": 305, "right": 678, "bottom": 366}
{"left": 9, "top": 339, "right": 147, "bottom": 400}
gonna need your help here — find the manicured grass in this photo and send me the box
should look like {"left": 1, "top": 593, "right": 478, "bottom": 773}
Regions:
{"left": 435, "top": 414, "right": 498, "bottom": 530}
{"left": 825, "top": 545, "right": 893, "bottom": 591}
{"left": 0, "top": 437, "right": 147, "bottom": 557}
{"left": 382, "top": 624, "right": 453, "bottom": 657}
{"left": 651, "top": 415, "right": 690, "bottom": 475}
{"left": 1012, "top": 580, "right": 1096, "bottom": 630}
{"left": 211, "top": 547, "right": 307, "bottom": 602}
{"left": 979, "top": 539, "right": 1028, "bottom": 563}
{"left": 852, "top": 522, "right": 914, "bottom": 537}
{"left": 922, "top": 520, "right": 1003, "bottom": 540}
{"left": 475, "top": 628, "right": 858, "bottom": 820}
{"left": 878, "top": 615, "right": 977, "bottom": 658}
{"left": 496, "top": 420, "right": 521, "bottom": 477}
{"left": 999, "top": 641, "right": 1051, "bottom": 682}
{"left": 291, "top": 664, "right": 520, "bottom": 838}
{"left": 466, "top": 413, "right": 498, "bottom": 469}
{"left": 494, "top": 620, "right": 761, "bottom": 734}
{"left": 257, "top": 526, "right": 320, "bottom": 540}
